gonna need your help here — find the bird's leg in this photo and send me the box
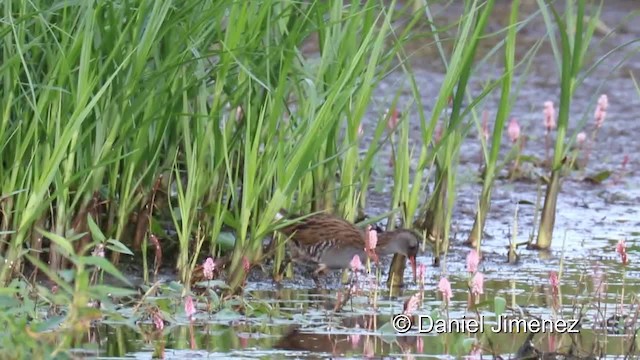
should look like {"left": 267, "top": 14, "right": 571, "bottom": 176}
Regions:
{"left": 312, "top": 263, "right": 328, "bottom": 288}
{"left": 275, "top": 254, "right": 292, "bottom": 282}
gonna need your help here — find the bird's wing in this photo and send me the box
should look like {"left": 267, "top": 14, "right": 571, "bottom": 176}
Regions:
{"left": 280, "top": 214, "right": 364, "bottom": 248}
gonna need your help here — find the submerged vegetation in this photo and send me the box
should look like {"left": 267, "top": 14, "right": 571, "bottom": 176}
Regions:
{"left": 0, "top": 0, "right": 637, "bottom": 358}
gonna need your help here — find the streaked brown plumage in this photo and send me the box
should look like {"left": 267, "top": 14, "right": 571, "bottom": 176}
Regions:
{"left": 275, "top": 210, "right": 420, "bottom": 284}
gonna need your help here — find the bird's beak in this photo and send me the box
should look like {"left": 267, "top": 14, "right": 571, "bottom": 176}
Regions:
{"left": 409, "top": 255, "right": 417, "bottom": 283}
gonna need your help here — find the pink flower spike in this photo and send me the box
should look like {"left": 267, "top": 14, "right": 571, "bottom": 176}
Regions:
{"left": 367, "top": 228, "right": 378, "bottom": 250}
{"left": 364, "top": 227, "right": 379, "bottom": 263}
{"left": 350, "top": 324, "right": 361, "bottom": 349}
{"left": 363, "top": 338, "right": 375, "bottom": 358}
{"left": 416, "top": 336, "right": 424, "bottom": 353}
{"left": 616, "top": 239, "right": 626, "bottom": 256}
{"left": 403, "top": 293, "right": 421, "bottom": 315}
{"left": 184, "top": 296, "right": 196, "bottom": 321}
{"left": 471, "top": 272, "right": 484, "bottom": 295}
{"left": 466, "top": 249, "right": 479, "bottom": 273}
{"left": 594, "top": 94, "right": 609, "bottom": 129}
{"left": 350, "top": 254, "right": 363, "bottom": 272}
{"left": 203, "top": 257, "right": 215, "bottom": 280}
{"left": 153, "top": 311, "right": 165, "bottom": 330}
{"left": 416, "top": 263, "right": 427, "bottom": 283}
{"left": 507, "top": 118, "right": 520, "bottom": 143}
{"left": 438, "top": 277, "right": 453, "bottom": 302}
{"left": 434, "top": 124, "right": 443, "bottom": 145}
{"left": 549, "top": 271, "right": 560, "bottom": 294}
{"left": 576, "top": 132, "right": 587, "bottom": 145}
{"left": 468, "top": 344, "right": 483, "bottom": 360}
{"left": 598, "top": 94, "right": 609, "bottom": 110}
{"left": 616, "top": 239, "right": 628, "bottom": 264}
{"left": 543, "top": 101, "right": 556, "bottom": 131}
{"left": 387, "top": 108, "right": 399, "bottom": 131}
{"left": 242, "top": 256, "right": 250, "bottom": 272}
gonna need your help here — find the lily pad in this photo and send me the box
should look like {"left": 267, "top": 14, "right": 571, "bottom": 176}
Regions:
{"left": 377, "top": 321, "right": 399, "bottom": 343}
{"left": 212, "top": 307, "right": 242, "bottom": 321}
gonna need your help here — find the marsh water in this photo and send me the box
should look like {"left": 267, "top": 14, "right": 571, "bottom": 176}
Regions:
{"left": 93, "top": 2, "right": 640, "bottom": 359}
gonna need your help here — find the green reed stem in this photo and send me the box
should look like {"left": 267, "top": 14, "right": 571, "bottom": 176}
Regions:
{"left": 467, "top": 0, "right": 518, "bottom": 248}
{"left": 536, "top": 0, "right": 600, "bottom": 249}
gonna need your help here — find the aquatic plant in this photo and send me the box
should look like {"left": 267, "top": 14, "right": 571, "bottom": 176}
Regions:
{"left": 535, "top": 1, "right": 602, "bottom": 249}
{"left": 466, "top": 0, "right": 519, "bottom": 249}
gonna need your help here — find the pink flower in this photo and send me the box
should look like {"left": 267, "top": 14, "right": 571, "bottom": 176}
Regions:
{"left": 616, "top": 239, "right": 628, "bottom": 264}
{"left": 238, "top": 334, "right": 249, "bottom": 348}
{"left": 416, "top": 336, "right": 424, "bottom": 353}
{"left": 242, "top": 256, "right": 250, "bottom": 272}
{"left": 543, "top": 101, "right": 556, "bottom": 131}
{"left": 434, "top": 124, "right": 443, "bottom": 144}
{"left": 576, "top": 132, "right": 587, "bottom": 145}
{"left": 184, "top": 296, "right": 196, "bottom": 321}
{"left": 350, "top": 324, "right": 361, "bottom": 348}
{"left": 363, "top": 337, "right": 374, "bottom": 358}
{"left": 365, "top": 226, "right": 378, "bottom": 250}
{"left": 616, "top": 239, "right": 626, "bottom": 255}
{"left": 548, "top": 334, "right": 557, "bottom": 352}
{"left": 467, "top": 344, "right": 482, "bottom": 360}
{"left": 387, "top": 108, "right": 399, "bottom": 130}
{"left": 350, "top": 254, "right": 363, "bottom": 271}
{"left": 403, "top": 293, "right": 421, "bottom": 315}
{"left": 364, "top": 226, "right": 379, "bottom": 263}
{"left": 416, "top": 263, "right": 427, "bottom": 283}
{"left": 549, "top": 271, "right": 560, "bottom": 294}
{"left": 438, "top": 277, "right": 453, "bottom": 303}
{"left": 153, "top": 311, "right": 164, "bottom": 330}
{"left": 471, "top": 272, "right": 484, "bottom": 295}
{"left": 466, "top": 249, "right": 479, "bottom": 273}
{"left": 595, "top": 94, "right": 608, "bottom": 129}
{"left": 507, "top": 118, "right": 520, "bottom": 143}
{"left": 203, "top": 257, "right": 215, "bottom": 280}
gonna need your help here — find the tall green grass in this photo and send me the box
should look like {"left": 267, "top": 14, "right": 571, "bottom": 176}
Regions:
{"left": 0, "top": 0, "right": 615, "bottom": 293}
{"left": 535, "top": 0, "right": 601, "bottom": 249}
{"left": 0, "top": 0, "right": 427, "bottom": 290}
